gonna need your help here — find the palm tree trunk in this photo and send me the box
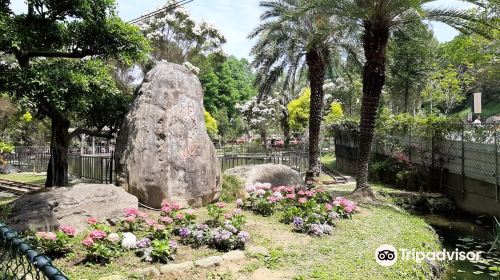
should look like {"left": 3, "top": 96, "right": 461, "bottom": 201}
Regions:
{"left": 305, "top": 48, "right": 327, "bottom": 182}
{"left": 281, "top": 110, "right": 291, "bottom": 148}
{"left": 353, "top": 22, "right": 390, "bottom": 197}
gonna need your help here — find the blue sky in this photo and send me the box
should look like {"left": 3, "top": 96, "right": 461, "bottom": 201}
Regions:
{"left": 11, "top": 0, "right": 475, "bottom": 60}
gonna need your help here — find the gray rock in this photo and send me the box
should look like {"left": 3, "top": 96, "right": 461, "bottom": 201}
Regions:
{"left": 8, "top": 184, "right": 138, "bottom": 233}
{"left": 134, "top": 267, "right": 161, "bottom": 277}
{"left": 194, "top": 256, "right": 223, "bottom": 268}
{"left": 115, "top": 61, "right": 221, "bottom": 208}
{"left": 224, "top": 164, "right": 304, "bottom": 193}
{"left": 0, "top": 164, "right": 19, "bottom": 175}
{"left": 222, "top": 250, "right": 246, "bottom": 262}
{"left": 159, "top": 261, "right": 194, "bottom": 274}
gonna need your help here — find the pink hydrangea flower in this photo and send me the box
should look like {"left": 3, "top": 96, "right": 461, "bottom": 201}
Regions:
{"left": 286, "top": 194, "right": 296, "bottom": 200}
{"left": 124, "top": 216, "right": 136, "bottom": 223}
{"left": 160, "top": 216, "right": 173, "bottom": 224}
{"left": 267, "top": 196, "right": 278, "bottom": 203}
{"left": 256, "top": 189, "right": 266, "bottom": 196}
{"left": 145, "top": 219, "right": 157, "bottom": 226}
{"left": 176, "top": 213, "right": 185, "bottom": 220}
{"left": 235, "top": 199, "right": 244, "bottom": 207}
{"left": 161, "top": 205, "right": 172, "bottom": 213}
{"left": 124, "top": 208, "right": 139, "bottom": 217}
{"left": 325, "top": 203, "right": 333, "bottom": 211}
{"left": 89, "top": 230, "right": 107, "bottom": 240}
{"left": 216, "top": 202, "right": 225, "bottom": 209}
{"left": 186, "top": 209, "right": 195, "bottom": 215}
{"left": 298, "top": 197, "right": 307, "bottom": 204}
{"left": 82, "top": 236, "right": 94, "bottom": 247}
{"left": 154, "top": 224, "right": 166, "bottom": 231}
{"left": 137, "top": 212, "right": 148, "bottom": 219}
{"left": 171, "top": 202, "right": 181, "bottom": 210}
{"left": 87, "top": 217, "right": 97, "bottom": 225}
{"left": 59, "top": 226, "right": 76, "bottom": 237}
{"left": 35, "top": 232, "right": 57, "bottom": 241}
{"left": 297, "top": 190, "right": 305, "bottom": 196}
{"left": 284, "top": 187, "right": 295, "bottom": 194}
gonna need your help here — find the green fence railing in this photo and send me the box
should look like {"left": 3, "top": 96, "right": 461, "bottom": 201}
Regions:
{"left": 0, "top": 223, "right": 69, "bottom": 280}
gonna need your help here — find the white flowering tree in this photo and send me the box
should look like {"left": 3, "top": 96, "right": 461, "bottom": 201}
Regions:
{"left": 137, "top": 0, "right": 226, "bottom": 64}
{"left": 237, "top": 95, "right": 281, "bottom": 148}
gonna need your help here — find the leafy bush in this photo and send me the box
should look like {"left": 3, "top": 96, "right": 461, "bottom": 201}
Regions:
{"left": 207, "top": 203, "right": 226, "bottom": 226}
{"left": 33, "top": 226, "right": 75, "bottom": 258}
{"left": 81, "top": 230, "right": 121, "bottom": 263}
{"left": 220, "top": 174, "right": 244, "bottom": 202}
{"left": 244, "top": 183, "right": 358, "bottom": 236}
{"left": 150, "top": 239, "right": 177, "bottom": 263}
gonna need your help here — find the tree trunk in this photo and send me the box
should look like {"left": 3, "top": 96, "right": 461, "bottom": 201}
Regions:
{"left": 281, "top": 110, "right": 291, "bottom": 148}
{"left": 46, "top": 116, "right": 71, "bottom": 187}
{"left": 353, "top": 22, "right": 390, "bottom": 197}
{"left": 404, "top": 59, "right": 410, "bottom": 113}
{"left": 305, "top": 48, "right": 327, "bottom": 182}
{"left": 260, "top": 130, "right": 267, "bottom": 149}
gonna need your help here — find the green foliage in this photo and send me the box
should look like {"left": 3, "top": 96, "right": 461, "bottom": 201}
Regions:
{"left": 386, "top": 22, "right": 437, "bottom": 114}
{"left": 376, "top": 109, "right": 461, "bottom": 140}
{"left": 0, "top": 0, "right": 150, "bottom": 65}
{"left": 220, "top": 174, "right": 244, "bottom": 203}
{"left": 200, "top": 55, "right": 257, "bottom": 120}
{"left": 0, "top": 141, "right": 13, "bottom": 153}
{"left": 151, "top": 239, "right": 175, "bottom": 263}
{"left": 422, "top": 64, "right": 475, "bottom": 115}
{"left": 4, "top": 59, "right": 131, "bottom": 135}
{"left": 288, "top": 88, "right": 310, "bottom": 133}
{"left": 207, "top": 203, "right": 226, "bottom": 226}
{"left": 204, "top": 109, "right": 218, "bottom": 137}
{"left": 324, "top": 101, "right": 344, "bottom": 125}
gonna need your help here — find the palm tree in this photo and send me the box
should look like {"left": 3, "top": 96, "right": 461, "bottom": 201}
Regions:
{"left": 307, "top": 0, "right": 491, "bottom": 197}
{"left": 250, "top": 0, "right": 359, "bottom": 181}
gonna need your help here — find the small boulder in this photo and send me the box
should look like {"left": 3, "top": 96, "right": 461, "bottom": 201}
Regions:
{"left": 0, "top": 164, "right": 19, "bottom": 175}
{"left": 7, "top": 183, "right": 138, "bottom": 233}
{"left": 224, "top": 164, "right": 304, "bottom": 192}
{"left": 194, "top": 256, "right": 223, "bottom": 268}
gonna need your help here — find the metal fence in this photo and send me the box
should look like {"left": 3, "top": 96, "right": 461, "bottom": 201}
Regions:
{"left": 2, "top": 151, "right": 115, "bottom": 184}
{"left": 0, "top": 223, "right": 68, "bottom": 280}
{"left": 3, "top": 146, "right": 311, "bottom": 183}
{"left": 219, "top": 152, "right": 309, "bottom": 173}
{"left": 335, "top": 123, "right": 500, "bottom": 201}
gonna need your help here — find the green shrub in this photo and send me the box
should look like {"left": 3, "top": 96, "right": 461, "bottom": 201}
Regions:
{"left": 220, "top": 175, "right": 244, "bottom": 202}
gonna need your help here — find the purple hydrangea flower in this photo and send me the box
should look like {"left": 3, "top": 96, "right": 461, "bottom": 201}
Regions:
{"left": 308, "top": 224, "right": 324, "bottom": 236}
{"left": 237, "top": 231, "right": 250, "bottom": 243}
{"left": 293, "top": 217, "right": 304, "bottom": 229}
{"left": 179, "top": 227, "right": 191, "bottom": 238}
{"left": 323, "top": 224, "right": 333, "bottom": 235}
{"left": 136, "top": 238, "right": 151, "bottom": 249}
{"left": 213, "top": 229, "right": 232, "bottom": 242}
{"left": 197, "top": 224, "right": 209, "bottom": 231}
{"left": 169, "top": 240, "right": 178, "bottom": 250}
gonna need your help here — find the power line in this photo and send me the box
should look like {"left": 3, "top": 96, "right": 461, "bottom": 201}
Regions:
{"left": 128, "top": 0, "right": 194, "bottom": 24}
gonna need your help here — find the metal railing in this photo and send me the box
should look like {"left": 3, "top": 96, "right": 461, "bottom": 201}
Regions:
{"left": 0, "top": 223, "right": 68, "bottom": 280}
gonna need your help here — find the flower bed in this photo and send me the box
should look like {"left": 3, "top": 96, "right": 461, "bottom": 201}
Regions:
{"left": 29, "top": 200, "right": 250, "bottom": 265}
{"left": 243, "top": 183, "right": 358, "bottom": 236}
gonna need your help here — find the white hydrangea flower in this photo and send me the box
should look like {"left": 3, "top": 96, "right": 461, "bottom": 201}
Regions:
{"left": 121, "top": 232, "right": 137, "bottom": 249}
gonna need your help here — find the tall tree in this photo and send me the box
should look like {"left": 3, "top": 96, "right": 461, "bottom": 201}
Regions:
{"left": 0, "top": 0, "right": 149, "bottom": 187}
{"left": 386, "top": 22, "right": 437, "bottom": 114}
{"left": 311, "top": 0, "right": 491, "bottom": 196}
{"left": 250, "top": 0, "right": 359, "bottom": 181}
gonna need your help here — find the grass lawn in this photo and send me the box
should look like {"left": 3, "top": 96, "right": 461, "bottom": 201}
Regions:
{"left": 0, "top": 172, "right": 46, "bottom": 185}
{"left": 321, "top": 154, "right": 336, "bottom": 170}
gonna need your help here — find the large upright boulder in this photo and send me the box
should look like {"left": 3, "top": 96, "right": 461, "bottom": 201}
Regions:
{"left": 115, "top": 62, "right": 221, "bottom": 208}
